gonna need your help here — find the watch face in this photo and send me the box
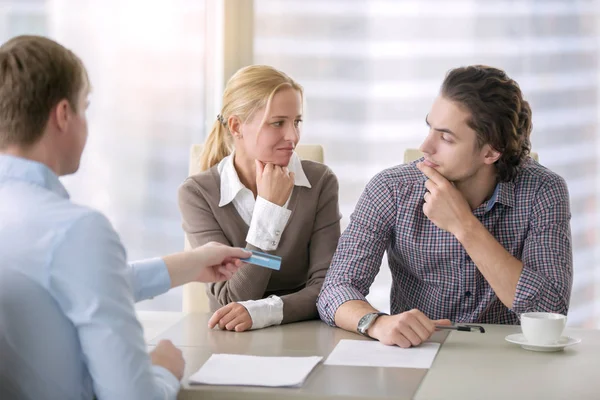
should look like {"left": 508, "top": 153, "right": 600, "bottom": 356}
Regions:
{"left": 358, "top": 313, "right": 378, "bottom": 334}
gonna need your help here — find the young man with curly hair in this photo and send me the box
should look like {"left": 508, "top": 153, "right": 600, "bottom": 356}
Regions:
{"left": 318, "top": 65, "right": 573, "bottom": 348}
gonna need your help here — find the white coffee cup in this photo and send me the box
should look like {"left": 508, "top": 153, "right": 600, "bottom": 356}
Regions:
{"left": 520, "top": 312, "right": 567, "bottom": 345}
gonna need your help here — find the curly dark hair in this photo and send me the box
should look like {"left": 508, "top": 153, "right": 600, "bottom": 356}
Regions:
{"left": 441, "top": 65, "right": 532, "bottom": 182}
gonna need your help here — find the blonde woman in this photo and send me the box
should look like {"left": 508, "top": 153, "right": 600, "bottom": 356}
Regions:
{"left": 178, "top": 65, "right": 341, "bottom": 332}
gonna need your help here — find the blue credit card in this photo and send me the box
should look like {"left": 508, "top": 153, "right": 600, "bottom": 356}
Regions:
{"left": 241, "top": 250, "right": 282, "bottom": 271}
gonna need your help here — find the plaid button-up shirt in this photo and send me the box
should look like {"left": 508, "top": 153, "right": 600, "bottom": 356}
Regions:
{"left": 318, "top": 158, "right": 573, "bottom": 325}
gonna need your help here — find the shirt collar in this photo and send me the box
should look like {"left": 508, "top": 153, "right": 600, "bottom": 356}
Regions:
{"left": 0, "top": 154, "right": 69, "bottom": 199}
{"left": 218, "top": 151, "right": 311, "bottom": 207}
{"left": 485, "top": 181, "right": 515, "bottom": 212}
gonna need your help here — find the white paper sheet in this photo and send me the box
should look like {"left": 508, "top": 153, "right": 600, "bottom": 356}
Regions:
{"left": 324, "top": 339, "right": 440, "bottom": 369}
{"left": 189, "top": 354, "right": 323, "bottom": 387}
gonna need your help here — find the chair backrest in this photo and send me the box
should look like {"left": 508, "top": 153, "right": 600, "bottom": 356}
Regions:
{"left": 0, "top": 268, "right": 83, "bottom": 399}
{"left": 182, "top": 144, "right": 324, "bottom": 313}
{"left": 403, "top": 148, "right": 539, "bottom": 164}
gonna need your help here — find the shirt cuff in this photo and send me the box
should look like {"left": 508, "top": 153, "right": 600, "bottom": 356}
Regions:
{"left": 246, "top": 196, "right": 291, "bottom": 251}
{"left": 129, "top": 258, "right": 171, "bottom": 302}
{"left": 317, "top": 285, "right": 367, "bottom": 326}
{"left": 152, "top": 364, "right": 181, "bottom": 397}
{"left": 238, "top": 296, "right": 284, "bottom": 330}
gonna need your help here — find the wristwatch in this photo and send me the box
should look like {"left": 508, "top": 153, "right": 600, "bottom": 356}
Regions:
{"left": 357, "top": 312, "right": 387, "bottom": 338}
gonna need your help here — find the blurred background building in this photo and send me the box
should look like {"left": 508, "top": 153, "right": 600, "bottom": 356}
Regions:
{"left": 1, "top": 0, "right": 598, "bottom": 327}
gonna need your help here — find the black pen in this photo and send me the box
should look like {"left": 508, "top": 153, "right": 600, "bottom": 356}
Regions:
{"left": 435, "top": 324, "right": 486, "bottom": 333}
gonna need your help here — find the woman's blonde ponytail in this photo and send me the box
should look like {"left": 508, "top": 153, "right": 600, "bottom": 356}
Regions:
{"left": 199, "top": 117, "right": 232, "bottom": 171}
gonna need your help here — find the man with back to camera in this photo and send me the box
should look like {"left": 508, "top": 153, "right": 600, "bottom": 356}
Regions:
{"left": 318, "top": 65, "right": 573, "bottom": 348}
{"left": 0, "top": 35, "right": 251, "bottom": 399}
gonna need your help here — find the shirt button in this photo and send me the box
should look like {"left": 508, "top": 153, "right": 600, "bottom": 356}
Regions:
{"left": 275, "top": 230, "right": 281, "bottom": 236}
{"left": 465, "top": 291, "right": 472, "bottom": 298}
{"left": 271, "top": 241, "right": 277, "bottom": 246}
{"left": 465, "top": 256, "right": 471, "bottom": 263}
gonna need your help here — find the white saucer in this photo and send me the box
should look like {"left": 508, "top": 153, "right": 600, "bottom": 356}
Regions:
{"left": 505, "top": 333, "right": 581, "bottom": 352}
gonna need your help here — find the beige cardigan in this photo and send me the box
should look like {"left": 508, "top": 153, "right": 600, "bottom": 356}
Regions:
{"left": 178, "top": 160, "right": 341, "bottom": 324}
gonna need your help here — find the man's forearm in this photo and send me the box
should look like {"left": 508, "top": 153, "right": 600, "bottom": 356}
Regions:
{"left": 455, "top": 216, "right": 523, "bottom": 308}
{"left": 334, "top": 300, "right": 379, "bottom": 333}
{"left": 162, "top": 251, "right": 195, "bottom": 289}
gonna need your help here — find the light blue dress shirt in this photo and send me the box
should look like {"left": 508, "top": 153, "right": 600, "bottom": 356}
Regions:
{"left": 0, "top": 155, "right": 179, "bottom": 399}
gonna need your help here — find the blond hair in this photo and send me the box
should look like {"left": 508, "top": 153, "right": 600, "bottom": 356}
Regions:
{"left": 200, "top": 65, "right": 303, "bottom": 171}
{"left": 0, "top": 35, "right": 88, "bottom": 148}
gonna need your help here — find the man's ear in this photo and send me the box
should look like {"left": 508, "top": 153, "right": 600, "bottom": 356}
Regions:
{"left": 53, "top": 99, "right": 71, "bottom": 133}
{"left": 482, "top": 144, "right": 501, "bottom": 165}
